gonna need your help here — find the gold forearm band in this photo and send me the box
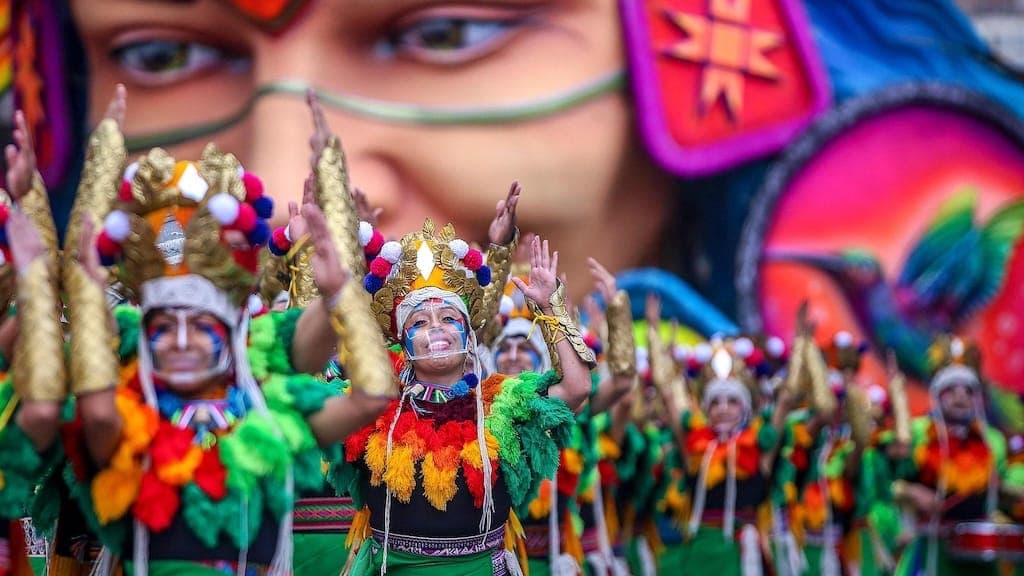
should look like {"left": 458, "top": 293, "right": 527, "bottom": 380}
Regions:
{"left": 605, "top": 290, "right": 636, "bottom": 378}
{"left": 12, "top": 259, "right": 66, "bottom": 401}
{"left": 330, "top": 284, "right": 397, "bottom": 398}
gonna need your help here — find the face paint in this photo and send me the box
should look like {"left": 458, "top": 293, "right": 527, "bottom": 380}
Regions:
{"left": 402, "top": 300, "right": 469, "bottom": 361}
{"left": 146, "top": 308, "right": 233, "bottom": 385}
{"left": 495, "top": 336, "right": 542, "bottom": 374}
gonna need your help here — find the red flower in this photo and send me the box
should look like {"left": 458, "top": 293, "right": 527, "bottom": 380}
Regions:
{"left": 133, "top": 471, "right": 180, "bottom": 532}
{"left": 150, "top": 422, "right": 196, "bottom": 468}
{"left": 193, "top": 446, "right": 228, "bottom": 501}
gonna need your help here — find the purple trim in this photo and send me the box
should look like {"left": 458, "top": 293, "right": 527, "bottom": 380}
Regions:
{"left": 619, "top": 0, "right": 831, "bottom": 176}
{"left": 14, "top": 0, "right": 73, "bottom": 187}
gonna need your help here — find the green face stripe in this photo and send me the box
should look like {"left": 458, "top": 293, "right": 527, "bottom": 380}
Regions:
{"left": 124, "top": 70, "right": 627, "bottom": 152}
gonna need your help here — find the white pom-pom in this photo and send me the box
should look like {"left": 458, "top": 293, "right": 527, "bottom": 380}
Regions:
{"left": 284, "top": 225, "right": 292, "bottom": 243}
{"left": 380, "top": 241, "right": 402, "bottom": 264}
{"left": 636, "top": 348, "right": 649, "bottom": 374}
{"left": 733, "top": 337, "right": 755, "bottom": 358}
{"left": 868, "top": 385, "right": 887, "bottom": 405}
{"left": 834, "top": 330, "right": 854, "bottom": 348}
{"left": 123, "top": 161, "right": 139, "bottom": 183}
{"left": 103, "top": 211, "right": 132, "bottom": 242}
{"left": 693, "top": 342, "right": 713, "bottom": 364}
{"left": 236, "top": 165, "right": 246, "bottom": 179}
{"left": 0, "top": 251, "right": 7, "bottom": 266}
{"left": 207, "top": 193, "right": 240, "bottom": 225}
{"left": 766, "top": 336, "right": 786, "bottom": 358}
{"left": 672, "top": 345, "right": 690, "bottom": 363}
{"left": 358, "top": 221, "right": 373, "bottom": 247}
{"left": 246, "top": 294, "right": 264, "bottom": 315}
{"left": 449, "top": 239, "right": 469, "bottom": 259}
{"left": 499, "top": 295, "right": 514, "bottom": 317}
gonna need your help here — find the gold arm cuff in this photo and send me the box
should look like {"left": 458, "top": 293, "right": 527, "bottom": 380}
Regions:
{"left": 606, "top": 290, "right": 636, "bottom": 378}
{"left": 65, "top": 264, "right": 119, "bottom": 395}
{"left": 803, "top": 337, "right": 837, "bottom": 417}
{"left": 62, "top": 118, "right": 125, "bottom": 260}
{"left": 548, "top": 282, "right": 596, "bottom": 369}
{"left": 257, "top": 252, "right": 290, "bottom": 307}
{"left": 782, "top": 334, "right": 807, "bottom": 399}
{"left": 845, "top": 384, "right": 873, "bottom": 450}
{"left": 527, "top": 299, "right": 562, "bottom": 379}
{"left": 478, "top": 229, "right": 518, "bottom": 346}
{"left": 289, "top": 239, "right": 319, "bottom": 308}
{"left": 12, "top": 259, "right": 65, "bottom": 401}
{"left": 329, "top": 284, "right": 397, "bottom": 398}
{"left": 22, "top": 173, "right": 59, "bottom": 260}
{"left": 315, "top": 137, "right": 366, "bottom": 277}
{"left": 889, "top": 372, "right": 912, "bottom": 445}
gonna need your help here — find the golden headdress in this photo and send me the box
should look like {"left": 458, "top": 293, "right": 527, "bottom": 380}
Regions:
{"left": 927, "top": 335, "right": 982, "bottom": 394}
{"left": 686, "top": 337, "right": 760, "bottom": 413}
{"left": 361, "top": 219, "right": 494, "bottom": 343}
{"left": 94, "top": 144, "right": 273, "bottom": 323}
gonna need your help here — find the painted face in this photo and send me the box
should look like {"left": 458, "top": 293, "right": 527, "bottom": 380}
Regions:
{"left": 707, "top": 394, "right": 744, "bottom": 434}
{"left": 145, "top": 308, "right": 230, "bottom": 396}
{"left": 71, "top": 0, "right": 674, "bottom": 301}
{"left": 938, "top": 382, "right": 977, "bottom": 423}
{"left": 495, "top": 334, "right": 542, "bottom": 375}
{"left": 402, "top": 301, "right": 469, "bottom": 360}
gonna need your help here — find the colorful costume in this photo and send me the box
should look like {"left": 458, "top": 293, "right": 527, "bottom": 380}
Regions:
{"left": 333, "top": 219, "right": 586, "bottom": 575}
{"left": 53, "top": 123, "right": 391, "bottom": 575}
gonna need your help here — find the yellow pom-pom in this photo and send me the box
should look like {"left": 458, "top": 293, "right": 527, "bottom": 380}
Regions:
{"left": 92, "top": 467, "right": 143, "bottom": 525}
{"left": 422, "top": 452, "right": 459, "bottom": 510}
{"left": 382, "top": 445, "right": 416, "bottom": 502}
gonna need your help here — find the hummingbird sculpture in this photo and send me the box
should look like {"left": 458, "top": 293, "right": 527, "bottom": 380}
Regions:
{"left": 767, "top": 189, "right": 1024, "bottom": 379}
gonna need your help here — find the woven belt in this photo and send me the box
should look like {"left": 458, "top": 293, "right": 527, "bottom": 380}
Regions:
{"left": 292, "top": 496, "right": 356, "bottom": 533}
{"left": 580, "top": 528, "right": 601, "bottom": 554}
{"left": 523, "top": 524, "right": 551, "bottom": 557}
{"left": 370, "top": 525, "right": 506, "bottom": 558}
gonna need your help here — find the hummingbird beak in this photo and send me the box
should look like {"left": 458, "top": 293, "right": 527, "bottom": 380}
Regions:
{"left": 763, "top": 250, "right": 846, "bottom": 274}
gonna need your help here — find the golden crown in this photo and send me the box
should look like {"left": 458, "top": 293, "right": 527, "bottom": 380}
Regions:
{"left": 361, "top": 219, "right": 493, "bottom": 341}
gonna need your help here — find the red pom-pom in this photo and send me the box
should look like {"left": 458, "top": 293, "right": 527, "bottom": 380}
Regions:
{"left": 369, "top": 256, "right": 392, "bottom": 278}
{"left": 746, "top": 349, "right": 765, "bottom": 367}
{"left": 462, "top": 249, "right": 483, "bottom": 271}
{"left": 193, "top": 446, "right": 228, "bottom": 501}
{"left": 0, "top": 204, "right": 10, "bottom": 226}
{"left": 241, "top": 172, "right": 264, "bottom": 202}
{"left": 149, "top": 422, "right": 195, "bottom": 471}
{"left": 133, "top": 472, "right": 180, "bottom": 532}
{"left": 119, "top": 180, "right": 134, "bottom": 202}
{"left": 234, "top": 202, "right": 257, "bottom": 233}
{"left": 96, "top": 231, "right": 122, "bottom": 257}
{"left": 271, "top": 227, "right": 290, "bottom": 252}
{"left": 364, "top": 230, "right": 385, "bottom": 256}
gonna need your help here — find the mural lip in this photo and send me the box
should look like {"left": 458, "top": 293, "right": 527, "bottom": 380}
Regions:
{"left": 620, "top": 0, "right": 832, "bottom": 176}
{"left": 735, "top": 81, "right": 1024, "bottom": 334}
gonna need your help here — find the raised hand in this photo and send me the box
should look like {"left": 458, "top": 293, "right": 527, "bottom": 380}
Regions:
{"left": 302, "top": 203, "right": 348, "bottom": 301}
{"left": 104, "top": 84, "right": 127, "bottom": 129}
{"left": 587, "top": 257, "right": 618, "bottom": 304}
{"left": 5, "top": 111, "right": 37, "bottom": 202}
{"left": 307, "top": 89, "right": 332, "bottom": 169}
{"left": 352, "top": 187, "right": 382, "bottom": 226}
{"left": 645, "top": 292, "right": 661, "bottom": 328}
{"left": 511, "top": 235, "right": 558, "bottom": 310}
{"left": 77, "top": 215, "right": 108, "bottom": 288}
{"left": 6, "top": 209, "right": 47, "bottom": 273}
{"left": 488, "top": 181, "right": 521, "bottom": 245}
{"left": 581, "top": 294, "right": 606, "bottom": 338}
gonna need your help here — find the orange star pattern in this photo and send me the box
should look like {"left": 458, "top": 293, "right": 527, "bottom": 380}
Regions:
{"left": 663, "top": 0, "right": 784, "bottom": 120}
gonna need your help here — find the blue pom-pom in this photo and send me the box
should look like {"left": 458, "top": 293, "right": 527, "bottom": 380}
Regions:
{"left": 0, "top": 227, "right": 8, "bottom": 246}
{"left": 363, "top": 274, "right": 384, "bottom": 294}
{"left": 99, "top": 251, "right": 118, "bottom": 267}
{"left": 450, "top": 381, "right": 470, "bottom": 397}
{"left": 463, "top": 373, "right": 479, "bottom": 389}
{"left": 252, "top": 196, "right": 274, "bottom": 220}
{"left": 686, "top": 366, "right": 701, "bottom": 379}
{"left": 247, "top": 220, "right": 271, "bottom": 247}
{"left": 475, "top": 265, "right": 492, "bottom": 286}
{"left": 755, "top": 362, "right": 773, "bottom": 378}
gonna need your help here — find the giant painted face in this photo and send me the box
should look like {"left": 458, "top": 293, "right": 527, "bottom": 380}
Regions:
{"left": 70, "top": 0, "right": 674, "bottom": 301}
